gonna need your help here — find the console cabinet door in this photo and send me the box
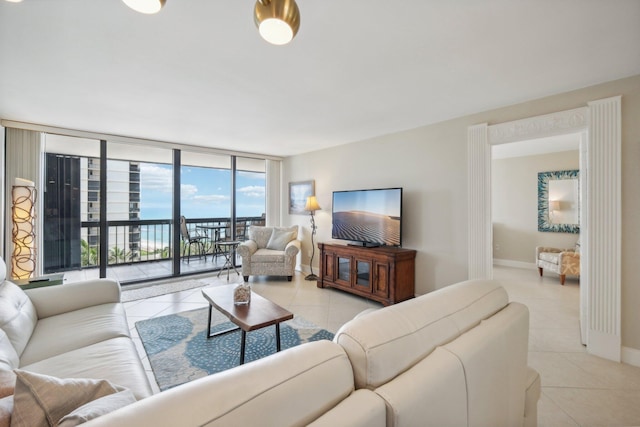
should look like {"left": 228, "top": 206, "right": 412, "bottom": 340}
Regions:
{"left": 336, "top": 256, "right": 351, "bottom": 287}
{"left": 373, "top": 261, "right": 390, "bottom": 299}
{"left": 322, "top": 250, "right": 335, "bottom": 282}
{"left": 353, "top": 258, "right": 373, "bottom": 293}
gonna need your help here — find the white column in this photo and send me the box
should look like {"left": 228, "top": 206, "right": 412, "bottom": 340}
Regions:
{"left": 0, "top": 124, "right": 4, "bottom": 261}
{"left": 467, "top": 123, "right": 492, "bottom": 280}
{"left": 586, "top": 96, "right": 622, "bottom": 361}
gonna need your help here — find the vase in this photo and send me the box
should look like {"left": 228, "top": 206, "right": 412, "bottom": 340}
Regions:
{"left": 233, "top": 282, "right": 251, "bottom": 305}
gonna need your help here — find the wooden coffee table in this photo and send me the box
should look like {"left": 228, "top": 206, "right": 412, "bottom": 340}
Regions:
{"left": 201, "top": 285, "right": 294, "bottom": 364}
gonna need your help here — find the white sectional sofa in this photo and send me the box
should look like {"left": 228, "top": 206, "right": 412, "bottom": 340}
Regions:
{"left": 0, "top": 258, "right": 153, "bottom": 424}
{"left": 85, "top": 278, "right": 540, "bottom": 426}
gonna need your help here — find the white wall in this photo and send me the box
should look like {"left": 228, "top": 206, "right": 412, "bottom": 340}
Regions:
{"left": 284, "top": 123, "right": 470, "bottom": 295}
{"left": 492, "top": 150, "right": 579, "bottom": 265}
{"left": 284, "top": 74, "right": 640, "bottom": 352}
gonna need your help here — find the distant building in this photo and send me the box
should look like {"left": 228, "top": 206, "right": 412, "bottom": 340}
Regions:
{"left": 44, "top": 153, "right": 140, "bottom": 272}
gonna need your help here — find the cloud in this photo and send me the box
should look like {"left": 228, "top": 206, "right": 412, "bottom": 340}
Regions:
{"left": 140, "top": 164, "right": 173, "bottom": 193}
{"left": 181, "top": 184, "right": 198, "bottom": 198}
{"left": 193, "top": 194, "right": 229, "bottom": 204}
{"left": 237, "top": 185, "right": 265, "bottom": 198}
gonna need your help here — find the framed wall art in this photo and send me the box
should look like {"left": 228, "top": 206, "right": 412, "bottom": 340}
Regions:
{"left": 289, "top": 180, "right": 314, "bottom": 215}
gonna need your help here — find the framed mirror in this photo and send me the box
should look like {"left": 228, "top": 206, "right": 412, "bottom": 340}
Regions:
{"left": 538, "top": 169, "right": 579, "bottom": 233}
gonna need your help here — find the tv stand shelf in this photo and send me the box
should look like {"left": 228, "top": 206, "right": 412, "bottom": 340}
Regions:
{"left": 317, "top": 242, "right": 416, "bottom": 306}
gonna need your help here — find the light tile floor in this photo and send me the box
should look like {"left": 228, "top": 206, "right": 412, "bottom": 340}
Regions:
{"left": 124, "top": 266, "right": 640, "bottom": 426}
{"left": 494, "top": 266, "right": 640, "bottom": 427}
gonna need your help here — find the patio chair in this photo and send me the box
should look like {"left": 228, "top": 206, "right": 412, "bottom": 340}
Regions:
{"left": 179, "top": 216, "right": 207, "bottom": 262}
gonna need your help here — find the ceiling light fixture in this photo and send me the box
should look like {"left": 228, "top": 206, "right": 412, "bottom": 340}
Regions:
{"left": 122, "top": 0, "right": 166, "bottom": 14}
{"left": 4, "top": 0, "right": 24, "bottom": 3}
{"left": 254, "top": 0, "right": 300, "bottom": 45}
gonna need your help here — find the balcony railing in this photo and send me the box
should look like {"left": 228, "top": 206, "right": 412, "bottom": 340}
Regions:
{"left": 79, "top": 216, "right": 265, "bottom": 268}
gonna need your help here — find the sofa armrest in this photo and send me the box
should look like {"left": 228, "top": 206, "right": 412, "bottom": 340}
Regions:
{"left": 237, "top": 240, "right": 258, "bottom": 258}
{"left": 25, "top": 278, "right": 121, "bottom": 319}
{"left": 285, "top": 239, "right": 301, "bottom": 256}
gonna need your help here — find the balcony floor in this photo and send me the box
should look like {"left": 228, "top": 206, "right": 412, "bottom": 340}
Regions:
{"left": 62, "top": 254, "right": 237, "bottom": 286}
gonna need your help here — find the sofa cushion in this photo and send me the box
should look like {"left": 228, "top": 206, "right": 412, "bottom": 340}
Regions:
{"left": 0, "top": 331, "right": 19, "bottom": 371}
{"left": 334, "top": 279, "right": 509, "bottom": 389}
{"left": 374, "top": 347, "right": 468, "bottom": 427}
{"left": 82, "top": 340, "right": 355, "bottom": 427}
{"left": 266, "top": 229, "right": 295, "bottom": 251}
{"left": 19, "top": 303, "right": 130, "bottom": 366}
{"left": 252, "top": 248, "right": 286, "bottom": 263}
{"left": 11, "top": 369, "right": 127, "bottom": 427}
{"left": 20, "top": 337, "right": 153, "bottom": 400}
{"left": 441, "top": 302, "right": 529, "bottom": 426}
{"left": 0, "top": 281, "right": 37, "bottom": 357}
{"left": 249, "top": 226, "right": 298, "bottom": 249}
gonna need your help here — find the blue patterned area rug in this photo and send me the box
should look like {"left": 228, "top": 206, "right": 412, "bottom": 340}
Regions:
{"left": 136, "top": 307, "right": 334, "bottom": 391}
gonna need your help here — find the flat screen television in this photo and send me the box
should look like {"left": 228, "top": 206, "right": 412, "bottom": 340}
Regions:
{"left": 331, "top": 187, "right": 402, "bottom": 247}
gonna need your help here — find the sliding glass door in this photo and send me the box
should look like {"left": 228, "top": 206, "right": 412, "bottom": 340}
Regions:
{"left": 105, "top": 142, "right": 174, "bottom": 282}
{"left": 180, "top": 151, "right": 231, "bottom": 274}
{"left": 41, "top": 135, "right": 269, "bottom": 285}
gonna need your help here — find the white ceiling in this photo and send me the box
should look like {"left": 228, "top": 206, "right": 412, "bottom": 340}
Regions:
{"left": 1, "top": 0, "right": 639, "bottom": 158}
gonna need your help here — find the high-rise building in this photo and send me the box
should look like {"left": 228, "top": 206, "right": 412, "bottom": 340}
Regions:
{"left": 44, "top": 152, "right": 141, "bottom": 272}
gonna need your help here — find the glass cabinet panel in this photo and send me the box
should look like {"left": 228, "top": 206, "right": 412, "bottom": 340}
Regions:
{"left": 355, "top": 260, "right": 371, "bottom": 288}
{"left": 338, "top": 257, "right": 350, "bottom": 282}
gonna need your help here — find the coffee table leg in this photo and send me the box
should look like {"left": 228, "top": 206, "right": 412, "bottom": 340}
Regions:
{"left": 240, "top": 330, "right": 247, "bottom": 365}
{"left": 207, "top": 304, "right": 212, "bottom": 337}
{"left": 276, "top": 323, "right": 281, "bottom": 352}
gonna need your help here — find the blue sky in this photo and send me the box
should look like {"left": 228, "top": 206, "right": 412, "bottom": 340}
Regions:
{"left": 139, "top": 163, "right": 265, "bottom": 220}
{"left": 333, "top": 188, "right": 401, "bottom": 216}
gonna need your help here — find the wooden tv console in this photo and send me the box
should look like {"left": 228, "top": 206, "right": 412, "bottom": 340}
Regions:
{"left": 317, "top": 242, "right": 416, "bottom": 306}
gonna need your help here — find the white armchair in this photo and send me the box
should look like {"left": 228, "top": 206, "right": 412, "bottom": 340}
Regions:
{"left": 536, "top": 242, "right": 580, "bottom": 285}
{"left": 236, "top": 226, "right": 300, "bottom": 282}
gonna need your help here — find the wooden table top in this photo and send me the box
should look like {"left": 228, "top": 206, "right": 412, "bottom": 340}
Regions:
{"left": 201, "top": 285, "right": 293, "bottom": 332}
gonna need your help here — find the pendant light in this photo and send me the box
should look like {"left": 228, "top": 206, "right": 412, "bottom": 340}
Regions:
{"left": 122, "top": 0, "right": 166, "bottom": 14}
{"left": 254, "top": 0, "right": 300, "bottom": 45}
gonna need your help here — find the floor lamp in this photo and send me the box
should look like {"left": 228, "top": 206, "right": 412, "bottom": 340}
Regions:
{"left": 304, "top": 196, "right": 321, "bottom": 281}
{"left": 12, "top": 178, "right": 37, "bottom": 280}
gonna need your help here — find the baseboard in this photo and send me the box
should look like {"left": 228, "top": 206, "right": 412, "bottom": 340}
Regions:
{"left": 493, "top": 259, "right": 537, "bottom": 270}
{"left": 622, "top": 346, "right": 640, "bottom": 368}
{"left": 298, "top": 265, "right": 311, "bottom": 275}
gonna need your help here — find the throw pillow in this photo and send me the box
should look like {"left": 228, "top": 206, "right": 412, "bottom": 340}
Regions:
{"left": 11, "top": 370, "right": 127, "bottom": 427}
{"left": 0, "top": 370, "right": 15, "bottom": 399}
{"left": 58, "top": 390, "right": 136, "bottom": 427}
{"left": 266, "top": 230, "right": 295, "bottom": 251}
{"left": 248, "top": 226, "right": 273, "bottom": 249}
{"left": 0, "top": 396, "right": 12, "bottom": 427}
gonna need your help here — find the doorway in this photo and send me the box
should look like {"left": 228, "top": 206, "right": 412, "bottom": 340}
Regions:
{"left": 491, "top": 134, "right": 583, "bottom": 342}
{"left": 467, "top": 97, "right": 621, "bottom": 362}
